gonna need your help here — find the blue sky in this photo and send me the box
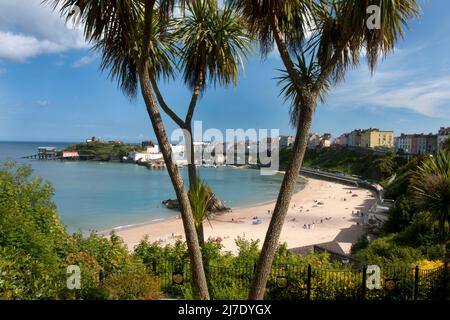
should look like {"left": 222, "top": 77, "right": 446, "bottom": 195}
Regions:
{"left": 0, "top": 0, "right": 449, "bottom": 143}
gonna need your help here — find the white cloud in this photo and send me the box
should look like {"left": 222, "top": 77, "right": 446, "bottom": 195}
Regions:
{"left": 71, "top": 55, "right": 97, "bottom": 68}
{"left": 373, "top": 78, "right": 450, "bottom": 117}
{"left": 0, "top": 0, "right": 88, "bottom": 62}
{"left": 0, "top": 31, "right": 67, "bottom": 62}
{"left": 36, "top": 100, "right": 49, "bottom": 107}
{"left": 328, "top": 68, "right": 450, "bottom": 119}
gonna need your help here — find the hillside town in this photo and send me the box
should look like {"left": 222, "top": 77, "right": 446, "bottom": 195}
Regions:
{"left": 128, "top": 126, "right": 450, "bottom": 168}
{"left": 31, "top": 127, "right": 449, "bottom": 168}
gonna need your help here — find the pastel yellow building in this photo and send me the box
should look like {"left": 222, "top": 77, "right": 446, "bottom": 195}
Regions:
{"left": 360, "top": 129, "right": 394, "bottom": 148}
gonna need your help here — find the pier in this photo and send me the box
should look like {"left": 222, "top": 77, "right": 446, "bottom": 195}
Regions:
{"left": 22, "top": 147, "right": 84, "bottom": 161}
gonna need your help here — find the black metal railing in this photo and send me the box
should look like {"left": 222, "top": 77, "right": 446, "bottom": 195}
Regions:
{"left": 128, "top": 260, "right": 447, "bottom": 300}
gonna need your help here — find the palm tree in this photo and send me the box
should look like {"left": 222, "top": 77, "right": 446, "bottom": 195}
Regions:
{"left": 151, "top": 0, "right": 253, "bottom": 191}
{"left": 411, "top": 150, "right": 450, "bottom": 298}
{"left": 145, "top": 0, "right": 252, "bottom": 245}
{"left": 411, "top": 151, "right": 450, "bottom": 238}
{"left": 231, "top": 0, "right": 420, "bottom": 299}
{"left": 188, "top": 178, "right": 213, "bottom": 245}
{"left": 45, "top": 0, "right": 210, "bottom": 299}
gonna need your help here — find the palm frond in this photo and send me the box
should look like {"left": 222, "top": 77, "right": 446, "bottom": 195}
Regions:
{"left": 177, "top": 0, "right": 254, "bottom": 92}
{"left": 312, "top": 0, "right": 420, "bottom": 83}
{"left": 44, "top": 0, "right": 178, "bottom": 98}
{"left": 410, "top": 150, "right": 450, "bottom": 238}
{"left": 188, "top": 178, "right": 212, "bottom": 228}
{"left": 93, "top": 11, "right": 179, "bottom": 98}
{"left": 230, "top": 0, "right": 315, "bottom": 57}
{"left": 275, "top": 51, "right": 330, "bottom": 128}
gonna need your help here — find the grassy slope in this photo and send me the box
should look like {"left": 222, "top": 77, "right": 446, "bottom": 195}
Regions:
{"left": 66, "top": 141, "right": 143, "bottom": 161}
{"left": 280, "top": 147, "right": 406, "bottom": 181}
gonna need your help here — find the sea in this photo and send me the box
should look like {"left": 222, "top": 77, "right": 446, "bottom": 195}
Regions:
{"left": 0, "top": 141, "right": 302, "bottom": 233}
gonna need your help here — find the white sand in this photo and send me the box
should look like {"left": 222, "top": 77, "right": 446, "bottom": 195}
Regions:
{"left": 116, "top": 177, "right": 376, "bottom": 254}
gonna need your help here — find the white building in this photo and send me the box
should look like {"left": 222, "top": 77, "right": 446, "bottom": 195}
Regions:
{"left": 215, "top": 154, "right": 226, "bottom": 165}
{"left": 192, "top": 141, "right": 208, "bottom": 164}
{"left": 171, "top": 144, "right": 185, "bottom": 158}
{"left": 128, "top": 146, "right": 163, "bottom": 162}
{"left": 307, "top": 133, "right": 321, "bottom": 149}
{"left": 320, "top": 134, "right": 332, "bottom": 148}
{"left": 170, "top": 144, "right": 188, "bottom": 166}
{"left": 335, "top": 133, "right": 349, "bottom": 146}
{"left": 278, "top": 136, "right": 295, "bottom": 148}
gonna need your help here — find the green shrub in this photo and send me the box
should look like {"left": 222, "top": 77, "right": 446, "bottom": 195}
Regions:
{"left": 0, "top": 247, "right": 65, "bottom": 299}
{"left": 351, "top": 235, "right": 369, "bottom": 255}
{"left": 355, "top": 235, "right": 424, "bottom": 267}
{"left": 383, "top": 195, "right": 413, "bottom": 233}
{"left": 0, "top": 162, "right": 150, "bottom": 300}
{"left": 101, "top": 268, "right": 160, "bottom": 300}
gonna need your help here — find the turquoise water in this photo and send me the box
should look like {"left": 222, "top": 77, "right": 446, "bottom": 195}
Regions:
{"left": 0, "top": 142, "right": 298, "bottom": 233}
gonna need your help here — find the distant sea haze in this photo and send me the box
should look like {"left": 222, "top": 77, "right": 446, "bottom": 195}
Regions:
{"left": 0, "top": 141, "right": 302, "bottom": 233}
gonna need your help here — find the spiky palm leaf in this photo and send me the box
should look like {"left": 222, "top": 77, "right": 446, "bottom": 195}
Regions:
{"left": 45, "top": 0, "right": 144, "bottom": 44}
{"left": 93, "top": 11, "right": 179, "bottom": 98}
{"left": 188, "top": 178, "right": 212, "bottom": 228}
{"left": 276, "top": 52, "right": 330, "bottom": 127}
{"left": 312, "top": 0, "right": 420, "bottom": 83}
{"left": 230, "top": 0, "right": 315, "bottom": 57}
{"left": 44, "top": 0, "right": 181, "bottom": 98}
{"left": 177, "top": 0, "right": 253, "bottom": 92}
{"left": 410, "top": 150, "right": 450, "bottom": 240}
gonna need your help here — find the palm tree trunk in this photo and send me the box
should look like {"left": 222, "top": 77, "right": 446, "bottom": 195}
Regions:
{"left": 185, "top": 124, "right": 198, "bottom": 189}
{"left": 185, "top": 69, "right": 203, "bottom": 190}
{"left": 137, "top": 61, "right": 209, "bottom": 300}
{"left": 270, "top": 12, "right": 304, "bottom": 93}
{"left": 248, "top": 103, "right": 314, "bottom": 300}
{"left": 247, "top": 11, "right": 316, "bottom": 300}
{"left": 196, "top": 223, "right": 205, "bottom": 245}
{"left": 185, "top": 124, "right": 205, "bottom": 246}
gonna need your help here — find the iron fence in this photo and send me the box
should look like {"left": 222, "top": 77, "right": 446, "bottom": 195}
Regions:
{"left": 132, "top": 260, "right": 447, "bottom": 300}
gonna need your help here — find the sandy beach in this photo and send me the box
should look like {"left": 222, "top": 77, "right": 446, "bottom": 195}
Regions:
{"left": 116, "top": 176, "right": 376, "bottom": 254}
